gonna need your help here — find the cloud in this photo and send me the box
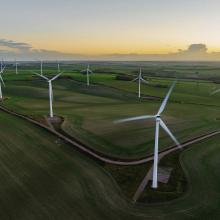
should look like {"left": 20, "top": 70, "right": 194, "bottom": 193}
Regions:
{"left": 99, "top": 44, "right": 213, "bottom": 61}
{"left": 0, "top": 39, "right": 84, "bottom": 60}
{"left": 188, "top": 44, "right": 208, "bottom": 53}
{"left": 0, "top": 39, "right": 220, "bottom": 61}
{"left": 178, "top": 44, "right": 208, "bottom": 54}
{"left": 0, "top": 39, "right": 32, "bottom": 51}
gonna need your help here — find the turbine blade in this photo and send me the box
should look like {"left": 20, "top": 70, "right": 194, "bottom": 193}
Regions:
{"left": 131, "top": 77, "right": 139, "bottom": 82}
{"left": 51, "top": 72, "right": 62, "bottom": 81}
{"left": 80, "top": 69, "right": 87, "bottom": 73}
{"left": 157, "top": 81, "right": 176, "bottom": 115}
{"left": 210, "top": 88, "right": 220, "bottom": 95}
{"left": 0, "top": 75, "right": 5, "bottom": 87}
{"left": 141, "top": 78, "right": 149, "bottom": 84}
{"left": 159, "top": 119, "right": 181, "bottom": 148}
{"left": 0, "top": 65, "right": 6, "bottom": 74}
{"left": 33, "top": 71, "right": 49, "bottom": 80}
{"left": 114, "top": 115, "right": 155, "bottom": 124}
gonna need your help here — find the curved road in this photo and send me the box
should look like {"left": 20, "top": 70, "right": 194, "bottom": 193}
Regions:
{"left": 0, "top": 104, "right": 220, "bottom": 166}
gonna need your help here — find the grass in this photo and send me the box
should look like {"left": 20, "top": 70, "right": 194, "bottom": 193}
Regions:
{"left": 104, "top": 162, "right": 152, "bottom": 199}
{"left": 133, "top": 136, "right": 220, "bottom": 220}
{"left": 2, "top": 77, "right": 220, "bottom": 160}
{"left": 104, "top": 148, "right": 187, "bottom": 204}
{"left": 0, "top": 110, "right": 130, "bottom": 220}
{"left": 2, "top": 63, "right": 220, "bottom": 219}
{"left": 1, "top": 109, "right": 220, "bottom": 219}
{"left": 139, "top": 150, "right": 187, "bottom": 203}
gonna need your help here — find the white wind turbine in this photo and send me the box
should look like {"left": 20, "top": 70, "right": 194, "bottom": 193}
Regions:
{"left": 0, "top": 66, "right": 6, "bottom": 99}
{"left": 34, "top": 72, "right": 62, "bottom": 118}
{"left": 115, "top": 81, "right": 181, "bottom": 188}
{"left": 81, "top": 64, "right": 93, "bottom": 86}
{"left": 40, "top": 60, "right": 43, "bottom": 75}
{"left": 15, "top": 59, "right": 19, "bottom": 74}
{"left": 132, "top": 68, "right": 149, "bottom": 98}
{"left": 57, "top": 61, "right": 60, "bottom": 73}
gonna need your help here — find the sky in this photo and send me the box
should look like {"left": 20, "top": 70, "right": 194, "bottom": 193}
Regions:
{"left": 1, "top": 0, "right": 220, "bottom": 60}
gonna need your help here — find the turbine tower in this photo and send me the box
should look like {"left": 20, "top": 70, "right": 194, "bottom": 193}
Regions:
{"left": 15, "top": 59, "right": 18, "bottom": 74}
{"left": 34, "top": 72, "right": 62, "bottom": 118}
{"left": 0, "top": 66, "right": 6, "bottom": 99}
{"left": 81, "top": 64, "right": 93, "bottom": 86}
{"left": 57, "top": 61, "right": 60, "bottom": 73}
{"left": 132, "top": 68, "right": 149, "bottom": 98}
{"left": 115, "top": 82, "right": 181, "bottom": 188}
{"left": 40, "top": 60, "right": 43, "bottom": 75}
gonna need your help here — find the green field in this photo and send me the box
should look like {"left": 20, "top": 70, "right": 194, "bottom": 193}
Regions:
{"left": 1, "top": 104, "right": 220, "bottom": 219}
{"left": 0, "top": 111, "right": 126, "bottom": 219}
{"left": 1, "top": 61, "right": 220, "bottom": 219}
{"left": 2, "top": 67, "right": 220, "bottom": 159}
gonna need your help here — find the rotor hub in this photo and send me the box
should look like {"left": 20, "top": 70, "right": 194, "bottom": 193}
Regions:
{"left": 156, "top": 115, "right": 161, "bottom": 121}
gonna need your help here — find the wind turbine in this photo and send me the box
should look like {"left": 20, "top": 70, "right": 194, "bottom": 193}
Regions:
{"left": 114, "top": 81, "right": 181, "bottom": 188}
{"left": 132, "top": 68, "right": 149, "bottom": 98}
{"left": 81, "top": 64, "right": 93, "bottom": 86}
{"left": 15, "top": 59, "right": 19, "bottom": 74}
{"left": 57, "top": 61, "right": 60, "bottom": 73}
{"left": 0, "top": 66, "right": 6, "bottom": 99}
{"left": 40, "top": 60, "right": 43, "bottom": 75}
{"left": 34, "top": 72, "right": 62, "bottom": 118}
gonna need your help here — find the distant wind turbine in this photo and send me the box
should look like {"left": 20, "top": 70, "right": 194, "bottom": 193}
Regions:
{"left": 57, "top": 61, "right": 60, "bottom": 73}
{"left": 40, "top": 60, "right": 43, "bottom": 75}
{"left": 81, "top": 64, "right": 93, "bottom": 86}
{"left": 114, "top": 81, "right": 180, "bottom": 188}
{"left": 132, "top": 68, "right": 149, "bottom": 98}
{"left": 15, "top": 59, "right": 19, "bottom": 74}
{"left": 34, "top": 72, "right": 62, "bottom": 118}
{"left": 0, "top": 66, "right": 6, "bottom": 100}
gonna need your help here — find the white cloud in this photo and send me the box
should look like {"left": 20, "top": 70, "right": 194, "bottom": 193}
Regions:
{"left": 1, "top": 39, "right": 220, "bottom": 61}
{"left": 0, "top": 39, "right": 32, "bottom": 50}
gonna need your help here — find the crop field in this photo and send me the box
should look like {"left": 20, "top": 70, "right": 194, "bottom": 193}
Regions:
{"left": 0, "top": 110, "right": 143, "bottom": 220}
{"left": 1, "top": 61, "right": 220, "bottom": 219}
{"left": 2, "top": 63, "right": 220, "bottom": 159}
{"left": 1, "top": 96, "right": 220, "bottom": 219}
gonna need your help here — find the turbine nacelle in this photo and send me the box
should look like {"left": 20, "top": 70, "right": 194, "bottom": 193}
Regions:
{"left": 155, "top": 115, "right": 161, "bottom": 120}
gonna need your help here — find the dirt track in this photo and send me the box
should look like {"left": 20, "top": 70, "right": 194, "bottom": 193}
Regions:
{"left": 0, "top": 104, "right": 220, "bottom": 166}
